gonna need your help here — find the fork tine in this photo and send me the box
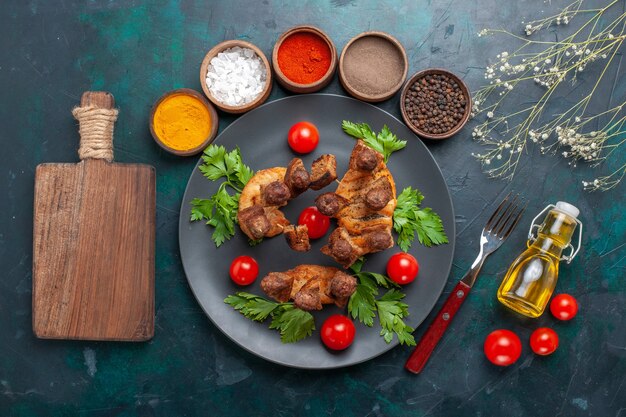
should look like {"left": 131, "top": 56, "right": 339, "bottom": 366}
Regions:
{"left": 489, "top": 195, "right": 518, "bottom": 234}
{"left": 493, "top": 194, "right": 521, "bottom": 235}
{"left": 500, "top": 202, "right": 527, "bottom": 240}
{"left": 484, "top": 193, "right": 511, "bottom": 231}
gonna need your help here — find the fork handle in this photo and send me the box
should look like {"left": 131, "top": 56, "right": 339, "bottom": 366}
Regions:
{"left": 405, "top": 281, "right": 471, "bottom": 374}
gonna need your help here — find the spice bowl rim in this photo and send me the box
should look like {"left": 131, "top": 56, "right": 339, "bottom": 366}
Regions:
{"left": 149, "top": 88, "right": 219, "bottom": 156}
{"left": 400, "top": 68, "right": 472, "bottom": 141}
{"left": 338, "top": 31, "right": 408, "bottom": 103}
{"left": 272, "top": 25, "right": 338, "bottom": 94}
{"left": 199, "top": 39, "right": 273, "bottom": 114}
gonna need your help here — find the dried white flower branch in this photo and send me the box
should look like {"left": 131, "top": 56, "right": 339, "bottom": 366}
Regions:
{"left": 473, "top": 0, "right": 625, "bottom": 191}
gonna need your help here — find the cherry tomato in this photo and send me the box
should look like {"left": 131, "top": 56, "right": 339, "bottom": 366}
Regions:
{"left": 298, "top": 206, "right": 330, "bottom": 239}
{"left": 483, "top": 329, "right": 522, "bottom": 366}
{"left": 288, "top": 121, "right": 319, "bottom": 154}
{"left": 320, "top": 314, "right": 356, "bottom": 350}
{"left": 229, "top": 256, "right": 259, "bottom": 286}
{"left": 530, "top": 327, "right": 559, "bottom": 356}
{"left": 386, "top": 253, "right": 419, "bottom": 285}
{"left": 550, "top": 293, "right": 578, "bottom": 321}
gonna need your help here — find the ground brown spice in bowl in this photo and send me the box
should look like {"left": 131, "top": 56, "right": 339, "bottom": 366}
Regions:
{"left": 342, "top": 35, "right": 406, "bottom": 98}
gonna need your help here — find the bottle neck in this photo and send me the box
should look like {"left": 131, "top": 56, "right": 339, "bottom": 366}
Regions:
{"left": 531, "top": 236, "right": 564, "bottom": 259}
{"left": 536, "top": 210, "right": 577, "bottom": 247}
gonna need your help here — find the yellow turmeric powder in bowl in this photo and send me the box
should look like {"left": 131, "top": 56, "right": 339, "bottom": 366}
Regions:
{"left": 150, "top": 89, "right": 218, "bottom": 156}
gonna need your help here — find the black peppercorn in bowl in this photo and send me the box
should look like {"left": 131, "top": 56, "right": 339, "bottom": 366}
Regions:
{"left": 400, "top": 68, "right": 472, "bottom": 140}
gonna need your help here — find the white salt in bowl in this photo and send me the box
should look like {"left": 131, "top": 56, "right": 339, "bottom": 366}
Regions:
{"left": 200, "top": 40, "right": 273, "bottom": 114}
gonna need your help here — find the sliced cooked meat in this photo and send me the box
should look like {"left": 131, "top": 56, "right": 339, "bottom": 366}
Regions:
{"left": 322, "top": 225, "right": 394, "bottom": 268}
{"left": 284, "top": 158, "right": 310, "bottom": 197}
{"left": 309, "top": 154, "right": 337, "bottom": 190}
{"left": 315, "top": 192, "right": 348, "bottom": 217}
{"left": 366, "top": 228, "right": 394, "bottom": 251}
{"left": 238, "top": 167, "right": 289, "bottom": 240}
{"left": 260, "top": 272, "right": 293, "bottom": 303}
{"left": 321, "top": 227, "right": 361, "bottom": 268}
{"left": 283, "top": 224, "right": 311, "bottom": 252}
{"left": 262, "top": 180, "right": 290, "bottom": 206}
{"left": 239, "top": 167, "right": 286, "bottom": 208}
{"left": 330, "top": 271, "right": 358, "bottom": 307}
{"left": 263, "top": 207, "right": 290, "bottom": 237}
{"left": 329, "top": 238, "right": 354, "bottom": 261}
{"left": 350, "top": 140, "right": 383, "bottom": 171}
{"left": 365, "top": 176, "right": 393, "bottom": 211}
{"left": 294, "top": 280, "right": 322, "bottom": 310}
{"left": 319, "top": 140, "right": 396, "bottom": 267}
{"left": 260, "top": 265, "right": 358, "bottom": 311}
{"left": 237, "top": 164, "right": 305, "bottom": 245}
{"left": 237, "top": 205, "right": 270, "bottom": 240}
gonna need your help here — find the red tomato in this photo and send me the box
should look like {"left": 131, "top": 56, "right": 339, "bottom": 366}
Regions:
{"left": 386, "top": 253, "right": 419, "bottom": 285}
{"left": 550, "top": 294, "right": 578, "bottom": 321}
{"left": 229, "top": 256, "right": 259, "bottom": 286}
{"left": 321, "top": 315, "right": 356, "bottom": 350}
{"left": 298, "top": 206, "right": 330, "bottom": 239}
{"left": 530, "top": 328, "right": 559, "bottom": 356}
{"left": 288, "top": 121, "right": 319, "bottom": 154}
{"left": 483, "top": 329, "right": 522, "bottom": 366}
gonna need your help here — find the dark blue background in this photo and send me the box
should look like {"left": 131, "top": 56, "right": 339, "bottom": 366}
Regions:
{"left": 1, "top": 1, "right": 624, "bottom": 416}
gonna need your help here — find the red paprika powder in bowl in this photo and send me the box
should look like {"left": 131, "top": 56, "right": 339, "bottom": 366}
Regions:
{"left": 272, "top": 25, "right": 338, "bottom": 94}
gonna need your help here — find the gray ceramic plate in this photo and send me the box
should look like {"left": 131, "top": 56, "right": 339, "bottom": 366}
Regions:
{"left": 179, "top": 94, "right": 455, "bottom": 369}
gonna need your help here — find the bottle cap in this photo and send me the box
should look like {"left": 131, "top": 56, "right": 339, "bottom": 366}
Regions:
{"left": 555, "top": 201, "right": 579, "bottom": 218}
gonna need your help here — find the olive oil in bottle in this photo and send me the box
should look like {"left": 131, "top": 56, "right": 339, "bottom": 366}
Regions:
{"left": 497, "top": 202, "right": 582, "bottom": 318}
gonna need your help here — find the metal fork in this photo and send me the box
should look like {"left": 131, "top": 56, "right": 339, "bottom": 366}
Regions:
{"left": 405, "top": 194, "right": 526, "bottom": 374}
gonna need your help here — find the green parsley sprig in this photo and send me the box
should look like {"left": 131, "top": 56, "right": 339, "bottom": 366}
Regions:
{"left": 347, "top": 259, "right": 416, "bottom": 346}
{"left": 342, "top": 120, "right": 407, "bottom": 162}
{"left": 190, "top": 145, "right": 254, "bottom": 247}
{"left": 393, "top": 187, "right": 448, "bottom": 251}
{"left": 224, "top": 292, "right": 315, "bottom": 343}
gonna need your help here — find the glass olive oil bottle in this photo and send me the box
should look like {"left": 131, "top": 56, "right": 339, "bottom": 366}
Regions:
{"left": 497, "top": 202, "right": 582, "bottom": 318}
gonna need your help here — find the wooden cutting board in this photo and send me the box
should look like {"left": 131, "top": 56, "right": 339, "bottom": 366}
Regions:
{"left": 33, "top": 91, "right": 155, "bottom": 341}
